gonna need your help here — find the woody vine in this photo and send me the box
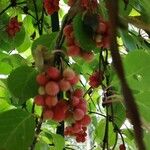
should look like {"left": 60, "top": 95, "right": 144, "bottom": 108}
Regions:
{"left": 0, "top": 0, "right": 150, "bottom": 150}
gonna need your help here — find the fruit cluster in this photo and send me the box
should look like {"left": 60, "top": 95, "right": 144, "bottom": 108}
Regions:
{"left": 89, "top": 70, "right": 103, "bottom": 88}
{"left": 6, "top": 17, "right": 22, "bottom": 37}
{"left": 64, "top": 88, "right": 91, "bottom": 142}
{"left": 63, "top": 24, "right": 94, "bottom": 62}
{"left": 67, "top": 0, "right": 98, "bottom": 10}
{"left": 94, "top": 18, "right": 110, "bottom": 48}
{"left": 44, "top": 0, "right": 59, "bottom": 15}
{"left": 34, "top": 66, "right": 91, "bottom": 142}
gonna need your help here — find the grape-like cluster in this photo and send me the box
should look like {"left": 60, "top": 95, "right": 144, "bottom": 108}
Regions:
{"left": 89, "top": 70, "right": 103, "bottom": 88}
{"left": 34, "top": 66, "right": 91, "bottom": 142}
{"left": 6, "top": 17, "right": 22, "bottom": 37}
{"left": 64, "top": 88, "right": 91, "bottom": 142}
{"left": 44, "top": 0, "right": 59, "bottom": 15}
{"left": 63, "top": 24, "right": 94, "bottom": 62}
{"left": 68, "top": 0, "right": 98, "bottom": 10}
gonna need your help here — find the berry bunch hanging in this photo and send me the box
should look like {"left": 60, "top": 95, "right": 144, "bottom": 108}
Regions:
{"left": 5, "top": 16, "right": 22, "bottom": 37}
{"left": 44, "top": 0, "right": 60, "bottom": 15}
{"left": 63, "top": 24, "right": 94, "bottom": 62}
{"left": 34, "top": 66, "right": 91, "bottom": 142}
{"left": 64, "top": 88, "right": 91, "bottom": 142}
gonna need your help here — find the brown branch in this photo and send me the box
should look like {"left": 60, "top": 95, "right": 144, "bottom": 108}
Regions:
{"left": 106, "top": 0, "right": 145, "bottom": 150}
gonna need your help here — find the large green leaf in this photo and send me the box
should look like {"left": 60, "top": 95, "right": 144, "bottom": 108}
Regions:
{"left": 0, "top": 109, "right": 36, "bottom": 150}
{"left": 7, "top": 65, "right": 38, "bottom": 104}
{"left": 73, "top": 13, "right": 96, "bottom": 51}
{"left": 135, "top": 92, "right": 150, "bottom": 122}
{"left": 112, "top": 51, "right": 150, "bottom": 92}
{"left": 31, "top": 33, "right": 58, "bottom": 54}
{"left": 95, "top": 119, "right": 116, "bottom": 147}
{"left": 50, "top": 132, "right": 65, "bottom": 150}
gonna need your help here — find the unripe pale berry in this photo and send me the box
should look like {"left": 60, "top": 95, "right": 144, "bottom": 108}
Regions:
{"left": 38, "top": 86, "right": 45, "bottom": 95}
{"left": 45, "top": 81, "right": 60, "bottom": 96}
{"left": 59, "top": 79, "right": 71, "bottom": 91}
{"left": 63, "top": 68, "right": 75, "bottom": 80}
{"left": 73, "top": 109, "right": 85, "bottom": 121}
{"left": 46, "top": 67, "right": 60, "bottom": 80}
{"left": 45, "top": 96, "right": 58, "bottom": 107}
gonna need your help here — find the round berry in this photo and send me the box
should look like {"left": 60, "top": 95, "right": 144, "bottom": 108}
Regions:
{"left": 34, "top": 95, "right": 45, "bottom": 106}
{"left": 59, "top": 79, "right": 71, "bottom": 91}
{"left": 45, "top": 81, "right": 60, "bottom": 96}
{"left": 45, "top": 96, "right": 58, "bottom": 107}
{"left": 73, "top": 109, "right": 84, "bottom": 121}
{"left": 46, "top": 67, "right": 60, "bottom": 80}
{"left": 36, "top": 73, "right": 48, "bottom": 86}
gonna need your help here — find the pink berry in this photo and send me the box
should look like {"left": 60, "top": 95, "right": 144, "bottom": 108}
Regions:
{"left": 67, "top": 45, "right": 81, "bottom": 57}
{"left": 43, "top": 110, "right": 54, "bottom": 119}
{"left": 45, "top": 96, "right": 58, "bottom": 107}
{"left": 73, "top": 109, "right": 85, "bottom": 121}
{"left": 46, "top": 67, "right": 60, "bottom": 80}
{"left": 63, "top": 68, "right": 75, "bottom": 80}
{"left": 59, "top": 79, "right": 71, "bottom": 91}
{"left": 45, "top": 81, "right": 60, "bottom": 96}
{"left": 36, "top": 73, "right": 48, "bottom": 86}
{"left": 34, "top": 95, "right": 45, "bottom": 106}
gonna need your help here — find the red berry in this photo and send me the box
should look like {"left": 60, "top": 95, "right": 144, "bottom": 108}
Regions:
{"left": 45, "top": 96, "right": 58, "bottom": 107}
{"left": 89, "top": 71, "right": 103, "bottom": 88}
{"left": 47, "top": 67, "right": 60, "bottom": 80}
{"left": 63, "top": 68, "right": 75, "bottom": 80}
{"left": 59, "top": 79, "right": 71, "bottom": 91}
{"left": 36, "top": 73, "right": 48, "bottom": 86}
{"left": 96, "top": 22, "right": 108, "bottom": 33}
{"left": 81, "top": 51, "right": 94, "bottom": 62}
{"left": 73, "top": 88, "right": 84, "bottom": 98}
{"left": 73, "top": 109, "right": 85, "bottom": 121}
{"left": 66, "top": 37, "right": 75, "bottom": 46}
{"left": 63, "top": 24, "right": 73, "bottom": 37}
{"left": 67, "top": 45, "right": 81, "bottom": 57}
{"left": 71, "top": 96, "right": 80, "bottom": 106}
{"left": 45, "top": 81, "right": 60, "bottom": 96}
{"left": 79, "top": 115, "right": 91, "bottom": 126}
{"left": 68, "top": 74, "right": 79, "bottom": 85}
{"left": 34, "top": 95, "right": 45, "bottom": 106}
{"left": 52, "top": 100, "right": 68, "bottom": 122}
{"left": 119, "top": 144, "right": 126, "bottom": 150}
{"left": 43, "top": 109, "right": 54, "bottom": 119}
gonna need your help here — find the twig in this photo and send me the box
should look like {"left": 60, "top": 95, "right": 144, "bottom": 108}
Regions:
{"left": 106, "top": 0, "right": 145, "bottom": 149}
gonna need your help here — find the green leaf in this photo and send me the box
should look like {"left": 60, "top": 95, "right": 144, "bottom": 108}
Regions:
{"left": 134, "top": 91, "right": 150, "bottom": 122}
{"left": 144, "top": 132, "right": 150, "bottom": 150}
{"left": 50, "top": 132, "right": 65, "bottom": 150}
{"left": 112, "top": 51, "right": 150, "bottom": 91}
{"left": 120, "top": 30, "right": 137, "bottom": 51}
{"left": 73, "top": 13, "right": 96, "bottom": 51}
{"left": 7, "top": 65, "right": 38, "bottom": 104}
{"left": 0, "top": 109, "right": 36, "bottom": 150}
{"left": 35, "top": 141, "right": 50, "bottom": 150}
{"left": 31, "top": 33, "right": 58, "bottom": 54}
{"left": 0, "top": 62, "right": 12, "bottom": 74}
{"left": 109, "top": 103, "right": 126, "bottom": 128}
{"left": 95, "top": 119, "right": 116, "bottom": 147}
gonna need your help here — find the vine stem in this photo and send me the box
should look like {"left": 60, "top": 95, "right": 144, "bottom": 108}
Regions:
{"left": 30, "top": 114, "right": 43, "bottom": 150}
{"left": 32, "top": 0, "right": 41, "bottom": 35}
{"left": 0, "top": 4, "right": 12, "bottom": 16}
{"left": 106, "top": 0, "right": 145, "bottom": 149}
